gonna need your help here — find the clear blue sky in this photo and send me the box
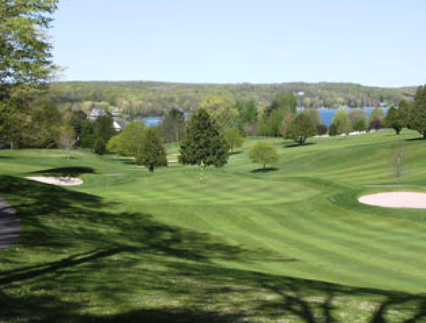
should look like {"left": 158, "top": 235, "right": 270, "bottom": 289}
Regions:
{"left": 51, "top": 0, "right": 426, "bottom": 87}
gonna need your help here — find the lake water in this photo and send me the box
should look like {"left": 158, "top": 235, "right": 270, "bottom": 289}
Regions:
{"left": 142, "top": 107, "right": 389, "bottom": 128}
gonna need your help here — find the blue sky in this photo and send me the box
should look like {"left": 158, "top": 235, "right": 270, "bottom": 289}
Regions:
{"left": 51, "top": 0, "right": 426, "bottom": 87}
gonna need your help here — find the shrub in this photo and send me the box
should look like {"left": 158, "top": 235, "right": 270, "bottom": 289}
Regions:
{"left": 93, "top": 137, "right": 106, "bottom": 155}
{"left": 329, "top": 124, "right": 338, "bottom": 136}
{"left": 316, "top": 124, "right": 328, "bottom": 136}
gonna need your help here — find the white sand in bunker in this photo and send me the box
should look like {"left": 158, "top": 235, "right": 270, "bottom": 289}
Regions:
{"left": 26, "top": 177, "right": 83, "bottom": 186}
{"left": 359, "top": 192, "right": 426, "bottom": 209}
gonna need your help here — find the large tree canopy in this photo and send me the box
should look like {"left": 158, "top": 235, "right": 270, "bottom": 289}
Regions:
{"left": 0, "top": 0, "right": 58, "bottom": 93}
{"left": 0, "top": 0, "right": 58, "bottom": 149}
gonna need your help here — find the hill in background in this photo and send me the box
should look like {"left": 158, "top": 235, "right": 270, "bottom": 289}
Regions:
{"left": 49, "top": 81, "right": 417, "bottom": 118}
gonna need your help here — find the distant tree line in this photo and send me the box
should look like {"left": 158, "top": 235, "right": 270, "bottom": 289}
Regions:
{"left": 47, "top": 81, "right": 416, "bottom": 119}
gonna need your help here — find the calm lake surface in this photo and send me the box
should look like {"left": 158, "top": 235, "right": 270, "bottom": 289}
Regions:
{"left": 142, "top": 107, "right": 389, "bottom": 127}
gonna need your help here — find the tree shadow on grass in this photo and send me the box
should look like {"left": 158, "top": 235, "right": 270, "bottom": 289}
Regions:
{"left": 31, "top": 166, "right": 96, "bottom": 177}
{"left": 284, "top": 142, "right": 316, "bottom": 149}
{"left": 229, "top": 151, "right": 243, "bottom": 156}
{"left": 1, "top": 175, "right": 426, "bottom": 322}
{"left": 0, "top": 156, "right": 14, "bottom": 159}
{"left": 251, "top": 167, "right": 278, "bottom": 173}
{"left": 405, "top": 137, "right": 426, "bottom": 142}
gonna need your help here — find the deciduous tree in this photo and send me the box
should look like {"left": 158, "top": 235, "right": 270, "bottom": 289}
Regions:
{"left": 57, "top": 127, "right": 76, "bottom": 160}
{"left": 200, "top": 96, "right": 238, "bottom": 130}
{"left": 331, "top": 110, "right": 352, "bottom": 135}
{"left": 349, "top": 109, "right": 367, "bottom": 131}
{"left": 224, "top": 128, "right": 244, "bottom": 152}
{"left": 304, "top": 108, "right": 322, "bottom": 126}
{"left": 285, "top": 114, "right": 317, "bottom": 144}
{"left": 249, "top": 142, "right": 279, "bottom": 172}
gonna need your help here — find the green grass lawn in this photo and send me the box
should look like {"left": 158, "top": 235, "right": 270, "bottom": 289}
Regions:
{"left": 1, "top": 130, "right": 426, "bottom": 322}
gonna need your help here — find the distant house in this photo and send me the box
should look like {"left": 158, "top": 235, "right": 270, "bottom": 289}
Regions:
{"left": 297, "top": 91, "right": 305, "bottom": 96}
{"left": 89, "top": 108, "right": 107, "bottom": 119}
{"left": 113, "top": 121, "right": 122, "bottom": 132}
{"left": 113, "top": 118, "right": 127, "bottom": 132}
{"left": 112, "top": 107, "right": 121, "bottom": 117}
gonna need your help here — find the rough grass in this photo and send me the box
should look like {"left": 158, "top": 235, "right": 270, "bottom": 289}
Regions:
{"left": 0, "top": 130, "right": 426, "bottom": 322}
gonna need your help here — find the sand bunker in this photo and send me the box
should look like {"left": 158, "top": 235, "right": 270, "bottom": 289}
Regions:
{"left": 359, "top": 192, "right": 426, "bottom": 209}
{"left": 26, "top": 177, "right": 83, "bottom": 186}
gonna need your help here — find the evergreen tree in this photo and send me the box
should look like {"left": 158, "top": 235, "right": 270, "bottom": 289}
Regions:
{"left": 179, "top": 109, "right": 229, "bottom": 167}
{"left": 408, "top": 86, "right": 426, "bottom": 139}
{"left": 136, "top": 128, "right": 167, "bottom": 173}
{"left": 94, "top": 115, "right": 116, "bottom": 142}
{"left": 93, "top": 137, "right": 106, "bottom": 155}
{"left": 81, "top": 119, "right": 96, "bottom": 149}
{"left": 285, "top": 114, "right": 317, "bottom": 144}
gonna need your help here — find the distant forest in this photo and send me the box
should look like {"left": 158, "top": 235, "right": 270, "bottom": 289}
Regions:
{"left": 49, "top": 81, "right": 417, "bottom": 118}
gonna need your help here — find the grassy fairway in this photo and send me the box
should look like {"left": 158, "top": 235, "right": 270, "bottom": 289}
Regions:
{"left": 1, "top": 130, "right": 426, "bottom": 322}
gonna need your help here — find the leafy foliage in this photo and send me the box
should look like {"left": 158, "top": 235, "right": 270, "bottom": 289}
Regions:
{"left": 115, "top": 121, "right": 145, "bottom": 156}
{"left": 349, "top": 109, "right": 367, "bottom": 131}
{"left": 93, "top": 137, "right": 106, "bottom": 155}
{"left": 179, "top": 109, "right": 229, "bottom": 167}
{"left": 158, "top": 108, "right": 185, "bottom": 143}
{"left": 385, "top": 106, "right": 406, "bottom": 135}
{"left": 0, "top": 0, "right": 58, "bottom": 91}
{"left": 248, "top": 141, "right": 279, "bottom": 172}
{"left": 328, "top": 123, "right": 338, "bottom": 136}
{"left": 331, "top": 110, "right": 352, "bottom": 135}
{"left": 265, "top": 92, "right": 297, "bottom": 116}
{"left": 94, "top": 115, "right": 116, "bottom": 143}
{"left": 81, "top": 119, "right": 96, "bottom": 149}
{"left": 48, "top": 81, "right": 416, "bottom": 120}
{"left": 303, "top": 108, "right": 322, "bottom": 126}
{"left": 408, "top": 85, "right": 426, "bottom": 139}
{"left": 285, "top": 114, "right": 317, "bottom": 144}
{"left": 259, "top": 109, "right": 284, "bottom": 137}
{"left": 224, "top": 128, "right": 244, "bottom": 152}
{"left": 316, "top": 124, "right": 328, "bottom": 136}
{"left": 200, "top": 96, "right": 238, "bottom": 130}
{"left": 136, "top": 128, "right": 167, "bottom": 173}
{"left": 369, "top": 107, "right": 385, "bottom": 123}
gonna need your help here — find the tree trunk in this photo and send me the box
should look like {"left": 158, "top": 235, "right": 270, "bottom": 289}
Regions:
{"left": 423, "top": 131, "right": 426, "bottom": 140}
{"left": 396, "top": 128, "right": 400, "bottom": 135}
{"left": 10, "top": 141, "right": 13, "bottom": 151}
{"left": 149, "top": 164, "right": 154, "bottom": 173}
{"left": 263, "top": 164, "right": 266, "bottom": 172}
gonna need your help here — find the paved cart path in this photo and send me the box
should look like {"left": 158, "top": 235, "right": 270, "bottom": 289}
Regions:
{"left": 0, "top": 198, "right": 21, "bottom": 253}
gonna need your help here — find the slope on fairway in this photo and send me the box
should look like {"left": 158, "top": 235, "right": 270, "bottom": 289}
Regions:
{"left": 0, "top": 130, "right": 426, "bottom": 322}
